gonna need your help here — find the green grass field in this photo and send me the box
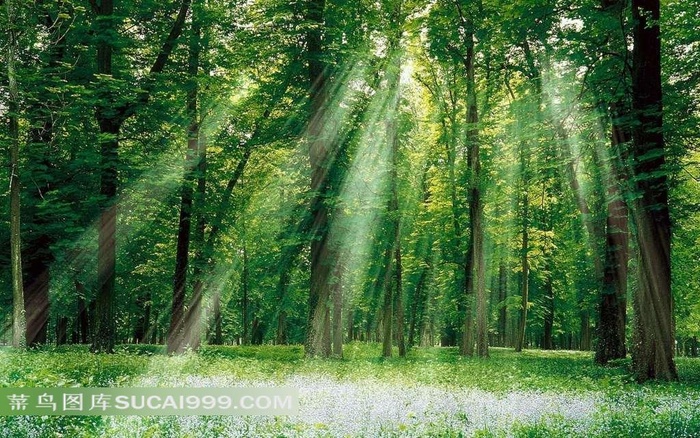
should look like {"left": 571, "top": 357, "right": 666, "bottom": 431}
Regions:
{"left": 1, "top": 344, "right": 699, "bottom": 437}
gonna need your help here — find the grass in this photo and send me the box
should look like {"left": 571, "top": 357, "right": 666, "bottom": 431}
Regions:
{"left": 1, "top": 343, "right": 699, "bottom": 437}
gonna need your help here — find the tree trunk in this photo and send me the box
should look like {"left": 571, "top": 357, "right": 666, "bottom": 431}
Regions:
{"left": 395, "top": 238, "right": 405, "bottom": 357}
{"left": 56, "top": 317, "right": 68, "bottom": 345}
{"left": 242, "top": 243, "right": 249, "bottom": 345}
{"left": 347, "top": 309, "right": 354, "bottom": 342}
{"left": 543, "top": 267, "right": 554, "bottom": 350}
{"left": 464, "top": 28, "right": 488, "bottom": 359}
{"left": 381, "top": 243, "right": 394, "bottom": 358}
{"left": 73, "top": 283, "right": 90, "bottom": 344}
{"left": 580, "top": 311, "right": 592, "bottom": 350}
{"left": 150, "top": 309, "right": 159, "bottom": 345}
{"left": 596, "top": 104, "right": 630, "bottom": 364}
{"left": 251, "top": 316, "right": 264, "bottom": 345}
{"left": 515, "top": 142, "right": 530, "bottom": 353}
{"left": 90, "top": 0, "right": 120, "bottom": 355}
{"left": 304, "top": 0, "right": 333, "bottom": 358}
{"left": 133, "top": 291, "right": 151, "bottom": 344}
{"left": 542, "top": 187, "right": 554, "bottom": 351}
{"left": 382, "top": 9, "right": 404, "bottom": 358}
{"left": 591, "top": 0, "right": 631, "bottom": 367}
{"left": 22, "top": 0, "right": 72, "bottom": 349}
{"left": 211, "top": 292, "right": 223, "bottom": 345}
{"left": 497, "top": 261, "right": 507, "bottom": 347}
{"left": 23, "top": 135, "right": 55, "bottom": 347}
{"left": 276, "top": 268, "right": 292, "bottom": 345}
{"left": 276, "top": 310, "right": 287, "bottom": 345}
{"left": 183, "top": 0, "right": 205, "bottom": 353}
{"left": 6, "top": 0, "right": 26, "bottom": 350}
{"left": 630, "top": 0, "right": 677, "bottom": 381}
{"left": 23, "top": 256, "right": 51, "bottom": 346}
{"left": 167, "top": 122, "right": 198, "bottom": 353}
{"left": 408, "top": 254, "right": 430, "bottom": 348}
{"left": 169, "top": 0, "right": 203, "bottom": 354}
{"left": 332, "top": 264, "right": 343, "bottom": 358}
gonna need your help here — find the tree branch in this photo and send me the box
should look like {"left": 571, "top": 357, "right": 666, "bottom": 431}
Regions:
{"left": 149, "top": 0, "right": 191, "bottom": 75}
{"left": 116, "top": 0, "right": 192, "bottom": 121}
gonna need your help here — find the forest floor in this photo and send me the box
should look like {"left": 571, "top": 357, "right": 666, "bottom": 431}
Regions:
{"left": 1, "top": 343, "right": 699, "bottom": 437}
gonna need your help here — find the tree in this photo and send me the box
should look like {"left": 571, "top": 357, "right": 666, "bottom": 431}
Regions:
{"left": 304, "top": 0, "right": 332, "bottom": 358}
{"left": 90, "top": 0, "right": 191, "bottom": 353}
{"left": 5, "top": 0, "right": 26, "bottom": 349}
{"left": 380, "top": 0, "right": 406, "bottom": 359}
{"left": 455, "top": 0, "right": 488, "bottom": 358}
{"left": 629, "top": 0, "right": 677, "bottom": 381}
{"left": 22, "top": 1, "right": 71, "bottom": 347}
{"left": 168, "top": 0, "right": 203, "bottom": 354}
{"left": 514, "top": 138, "right": 530, "bottom": 353}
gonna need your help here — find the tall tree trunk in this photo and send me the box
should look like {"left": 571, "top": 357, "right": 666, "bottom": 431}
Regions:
{"left": 454, "top": 3, "right": 487, "bottom": 358}
{"left": 382, "top": 7, "right": 403, "bottom": 357}
{"left": 23, "top": 257, "right": 51, "bottom": 346}
{"left": 497, "top": 260, "right": 507, "bottom": 347}
{"left": 304, "top": 0, "right": 332, "bottom": 358}
{"left": 184, "top": 0, "right": 206, "bottom": 353}
{"left": 150, "top": 309, "right": 159, "bottom": 344}
{"left": 241, "top": 242, "right": 249, "bottom": 345}
{"left": 332, "top": 263, "right": 343, "bottom": 358}
{"left": 211, "top": 292, "right": 223, "bottom": 345}
{"left": 90, "top": 0, "right": 120, "bottom": 354}
{"left": 579, "top": 311, "right": 591, "bottom": 350}
{"left": 346, "top": 309, "right": 354, "bottom": 342}
{"left": 515, "top": 142, "right": 530, "bottom": 353}
{"left": 22, "top": 216, "right": 52, "bottom": 345}
{"left": 167, "top": 88, "right": 199, "bottom": 353}
{"left": 93, "top": 116, "right": 119, "bottom": 354}
{"left": 276, "top": 310, "right": 287, "bottom": 345}
{"left": 168, "top": 0, "right": 202, "bottom": 354}
{"left": 276, "top": 269, "right": 292, "bottom": 345}
{"left": 381, "top": 242, "right": 394, "bottom": 358}
{"left": 464, "top": 28, "right": 488, "bottom": 359}
{"left": 542, "top": 183, "right": 555, "bottom": 351}
{"left": 409, "top": 241, "right": 431, "bottom": 348}
{"left": 395, "top": 233, "right": 405, "bottom": 357}
{"left": 7, "top": 0, "right": 26, "bottom": 349}
{"left": 543, "top": 266, "right": 554, "bottom": 350}
{"left": 75, "top": 281, "right": 90, "bottom": 344}
{"left": 22, "top": 9, "right": 64, "bottom": 348}
{"left": 630, "top": 0, "right": 677, "bottom": 381}
{"left": 133, "top": 291, "right": 151, "bottom": 344}
{"left": 446, "top": 125, "right": 466, "bottom": 351}
{"left": 445, "top": 128, "right": 466, "bottom": 351}
{"left": 55, "top": 317, "right": 68, "bottom": 345}
{"left": 596, "top": 104, "right": 630, "bottom": 364}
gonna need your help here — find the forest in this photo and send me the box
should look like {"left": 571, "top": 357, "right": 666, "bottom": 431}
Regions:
{"left": 1, "top": 0, "right": 699, "bottom": 435}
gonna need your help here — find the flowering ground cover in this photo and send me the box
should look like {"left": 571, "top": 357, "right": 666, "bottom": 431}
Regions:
{"left": 1, "top": 344, "right": 699, "bottom": 437}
